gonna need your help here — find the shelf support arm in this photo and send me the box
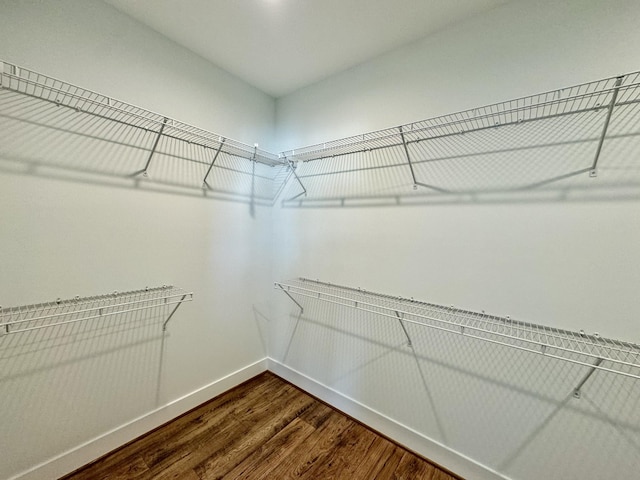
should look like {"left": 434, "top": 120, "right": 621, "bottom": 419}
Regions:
{"left": 399, "top": 126, "right": 419, "bottom": 189}
{"left": 162, "top": 293, "right": 189, "bottom": 332}
{"left": 275, "top": 283, "right": 304, "bottom": 314}
{"left": 590, "top": 76, "right": 623, "bottom": 177}
{"left": 395, "top": 311, "right": 412, "bottom": 347}
{"left": 284, "top": 157, "right": 308, "bottom": 201}
{"left": 572, "top": 357, "right": 603, "bottom": 399}
{"left": 202, "top": 138, "right": 226, "bottom": 189}
{"left": 139, "top": 117, "right": 168, "bottom": 177}
{"left": 399, "top": 126, "right": 449, "bottom": 193}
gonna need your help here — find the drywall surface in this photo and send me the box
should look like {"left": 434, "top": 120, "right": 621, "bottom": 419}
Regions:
{"left": 0, "top": 1, "right": 273, "bottom": 478}
{"left": 276, "top": 0, "right": 640, "bottom": 150}
{"left": 272, "top": 0, "right": 640, "bottom": 479}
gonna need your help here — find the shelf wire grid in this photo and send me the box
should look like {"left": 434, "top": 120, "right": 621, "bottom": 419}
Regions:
{"left": 0, "top": 286, "right": 193, "bottom": 335}
{"left": 275, "top": 278, "right": 640, "bottom": 380}
{"left": 0, "top": 60, "right": 290, "bottom": 203}
{"left": 279, "top": 71, "right": 640, "bottom": 203}
{"left": 281, "top": 73, "right": 640, "bottom": 162}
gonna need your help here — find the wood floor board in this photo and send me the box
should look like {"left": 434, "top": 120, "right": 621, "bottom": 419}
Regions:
{"left": 350, "top": 436, "right": 402, "bottom": 480}
{"left": 298, "top": 422, "right": 377, "bottom": 480}
{"left": 62, "top": 371, "right": 461, "bottom": 480}
{"left": 220, "top": 418, "right": 315, "bottom": 480}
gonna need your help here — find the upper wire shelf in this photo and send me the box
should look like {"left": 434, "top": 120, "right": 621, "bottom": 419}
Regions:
{"left": 279, "top": 71, "right": 640, "bottom": 203}
{"left": 281, "top": 73, "right": 640, "bottom": 162}
{"left": 275, "top": 278, "right": 640, "bottom": 380}
{"left": 0, "top": 285, "right": 193, "bottom": 335}
{"left": 0, "top": 60, "right": 291, "bottom": 204}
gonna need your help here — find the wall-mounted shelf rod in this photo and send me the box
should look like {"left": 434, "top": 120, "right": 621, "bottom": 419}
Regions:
{"left": 0, "top": 285, "right": 193, "bottom": 335}
{"left": 274, "top": 278, "right": 640, "bottom": 380}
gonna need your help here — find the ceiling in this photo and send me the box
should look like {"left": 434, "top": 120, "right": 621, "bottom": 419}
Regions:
{"left": 103, "top": 0, "right": 509, "bottom": 98}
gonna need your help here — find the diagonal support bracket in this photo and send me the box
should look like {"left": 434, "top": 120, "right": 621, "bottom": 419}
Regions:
{"left": 202, "top": 138, "right": 226, "bottom": 189}
{"left": 399, "top": 126, "right": 419, "bottom": 190}
{"left": 275, "top": 283, "right": 304, "bottom": 314}
{"left": 395, "top": 310, "right": 412, "bottom": 347}
{"left": 572, "top": 357, "right": 603, "bottom": 399}
{"left": 399, "top": 126, "right": 450, "bottom": 193}
{"left": 162, "top": 294, "right": 190, "bottom": 332}
{"left": 134, "top": 117, "right": 168, "bottom": 178}
{"left": 284, "top": 157, "right": 307, "bottom": 201}
{"left": 590, "top": 76, "right": 623, "bottom": 177}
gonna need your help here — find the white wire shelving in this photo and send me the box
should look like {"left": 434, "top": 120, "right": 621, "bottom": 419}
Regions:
{"left": 279, "top": 71, "right": 640, "bottom": 203}
{"left": 0, "top": 285, "right": 193, "bottom": 335}
{"left": 0, "top": 60, "right": 291, "bottom": 204}
{"left": 275, "top": 278, "right": 640, "bottom": 382}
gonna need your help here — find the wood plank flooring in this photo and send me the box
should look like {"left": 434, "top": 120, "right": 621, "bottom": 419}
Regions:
{"left": 62, "top": 372, "right": 460, "bottom": 480}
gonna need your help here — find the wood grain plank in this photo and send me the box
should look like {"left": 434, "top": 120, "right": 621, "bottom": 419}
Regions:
{"left": 67, "top": 455, "right": 149, "bottom": 480}
{"left": 350, "top": 436, "right": 402, "bottom": 480}
{"left": 393, "top": 451, "right": 438, "bottom": 480}
{"left": 221, "top": 417, "right": 315, "bottom": 480}
{"left": 298, "top": 422, "right": 377, "bottom": 479}
{"left": 192, "top": 389, "right": 316, "bottom": 479}
{"left": 257, "top": 411, "right": 353, "bottom": 480}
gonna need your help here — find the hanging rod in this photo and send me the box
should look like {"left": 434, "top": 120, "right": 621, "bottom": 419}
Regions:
{"left": 0, "top": 285, "right": 193, "bottom": 335}
{"left": 274, "top": 278, "right": 640, "bottom": 380}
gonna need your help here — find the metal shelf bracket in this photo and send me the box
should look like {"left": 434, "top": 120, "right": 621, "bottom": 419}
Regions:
{"left": 572, "top": 358, "right": 604, "bottom": 399}
{"left": 275, "top": 282, "right": 304, "bottom": 314}
{"left": 138, "top": 117, "right": 169, "bottom": 178}
{"left": 203, "top": 138, "right": 226, "bottom": 189}
{"left": 162, "top": 293, "right": 191, "bottom": 332}
{"left": 395, "top": 310, "right": 413, "bottom": 347}
{"left": 284, "top": 157, "right": 307, "bottom": 201}
{"left": 590, "top": 76, "right": 624, "bottom": 177}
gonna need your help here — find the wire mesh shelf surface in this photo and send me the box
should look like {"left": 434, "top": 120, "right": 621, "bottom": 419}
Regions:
{"left": 0, "top": 285, "right": 193, "bottom": 335}
{"left": 275, "top": 278, "right": 640, "bottom": 380}
{"left": 279, "top": 70, "right": 640, "bottom": 204}
{"left": 0, "top": 60, "right": 291, "bottom": 203}
{"left": 281, "top": 72, "right": 640, "bottom": 162}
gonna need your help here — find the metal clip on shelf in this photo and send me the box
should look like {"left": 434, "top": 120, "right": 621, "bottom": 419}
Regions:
{"left": 0, "top": 285, "right": 193, "bottom": 336}
{"left": 274, "top": 278, "right": 640, "bottom": 389}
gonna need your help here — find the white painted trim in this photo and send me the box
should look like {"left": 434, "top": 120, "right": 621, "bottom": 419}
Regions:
{"left": 268, "top": 358, "right": 510, "bottom": 480}
{"left": 11, "top": 358, "right": 268, "bottom": 480}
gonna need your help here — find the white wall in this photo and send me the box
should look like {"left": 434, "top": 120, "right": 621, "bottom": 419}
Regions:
{"left": 273, "top": 1, "right": 640, "bottom": 479}
{"left": 0, "top": 1, "right": 274, "bottom": 478}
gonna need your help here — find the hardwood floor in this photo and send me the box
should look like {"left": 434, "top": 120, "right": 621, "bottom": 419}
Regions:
{"left": 62, "top": 372, "right": 460, "bottom": 480}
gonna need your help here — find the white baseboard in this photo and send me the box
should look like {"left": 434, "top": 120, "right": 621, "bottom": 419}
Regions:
{"left": 12, "top": 358, "right": 268, "bottom": 480}
{"left": 268, "top": 358, "right": 509, "bottom": 480}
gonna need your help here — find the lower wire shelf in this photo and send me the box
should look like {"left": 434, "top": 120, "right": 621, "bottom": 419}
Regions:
{"left": 0, "top": 285, "right": 193, "bottom": 335}
{"left": 275, "top": 278, "right": 640, "bottom": 381}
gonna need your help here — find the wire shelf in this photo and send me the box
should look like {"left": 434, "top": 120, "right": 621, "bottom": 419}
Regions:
{"left": 0, "top": 60, "right": 291, "bottom": 203}
{"left": 275, "top": 278, "right": 640, "bottom": 380}
{"left": 279, "top": 71, "right": 640, "bottom": 203}
{"left": 0, "top": 285, "right": 193, "bottom": 335}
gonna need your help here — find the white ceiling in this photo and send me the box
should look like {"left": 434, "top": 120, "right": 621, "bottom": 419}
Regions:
{"left": 103, "top": 0, "right": 509, "bottom": 98}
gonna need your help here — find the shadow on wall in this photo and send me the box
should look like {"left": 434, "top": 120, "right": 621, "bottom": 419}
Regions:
{"left": 280, "top": 78, "right": 640, "bottom": 208}
{"left": 0, "top": 85, "right": 290, "bottom": 212}
{"left": 271, "top": 293, "right": 640, "bottom": 480}
{"left": 0, "top": 305, "right": 173, "bottom": 479}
